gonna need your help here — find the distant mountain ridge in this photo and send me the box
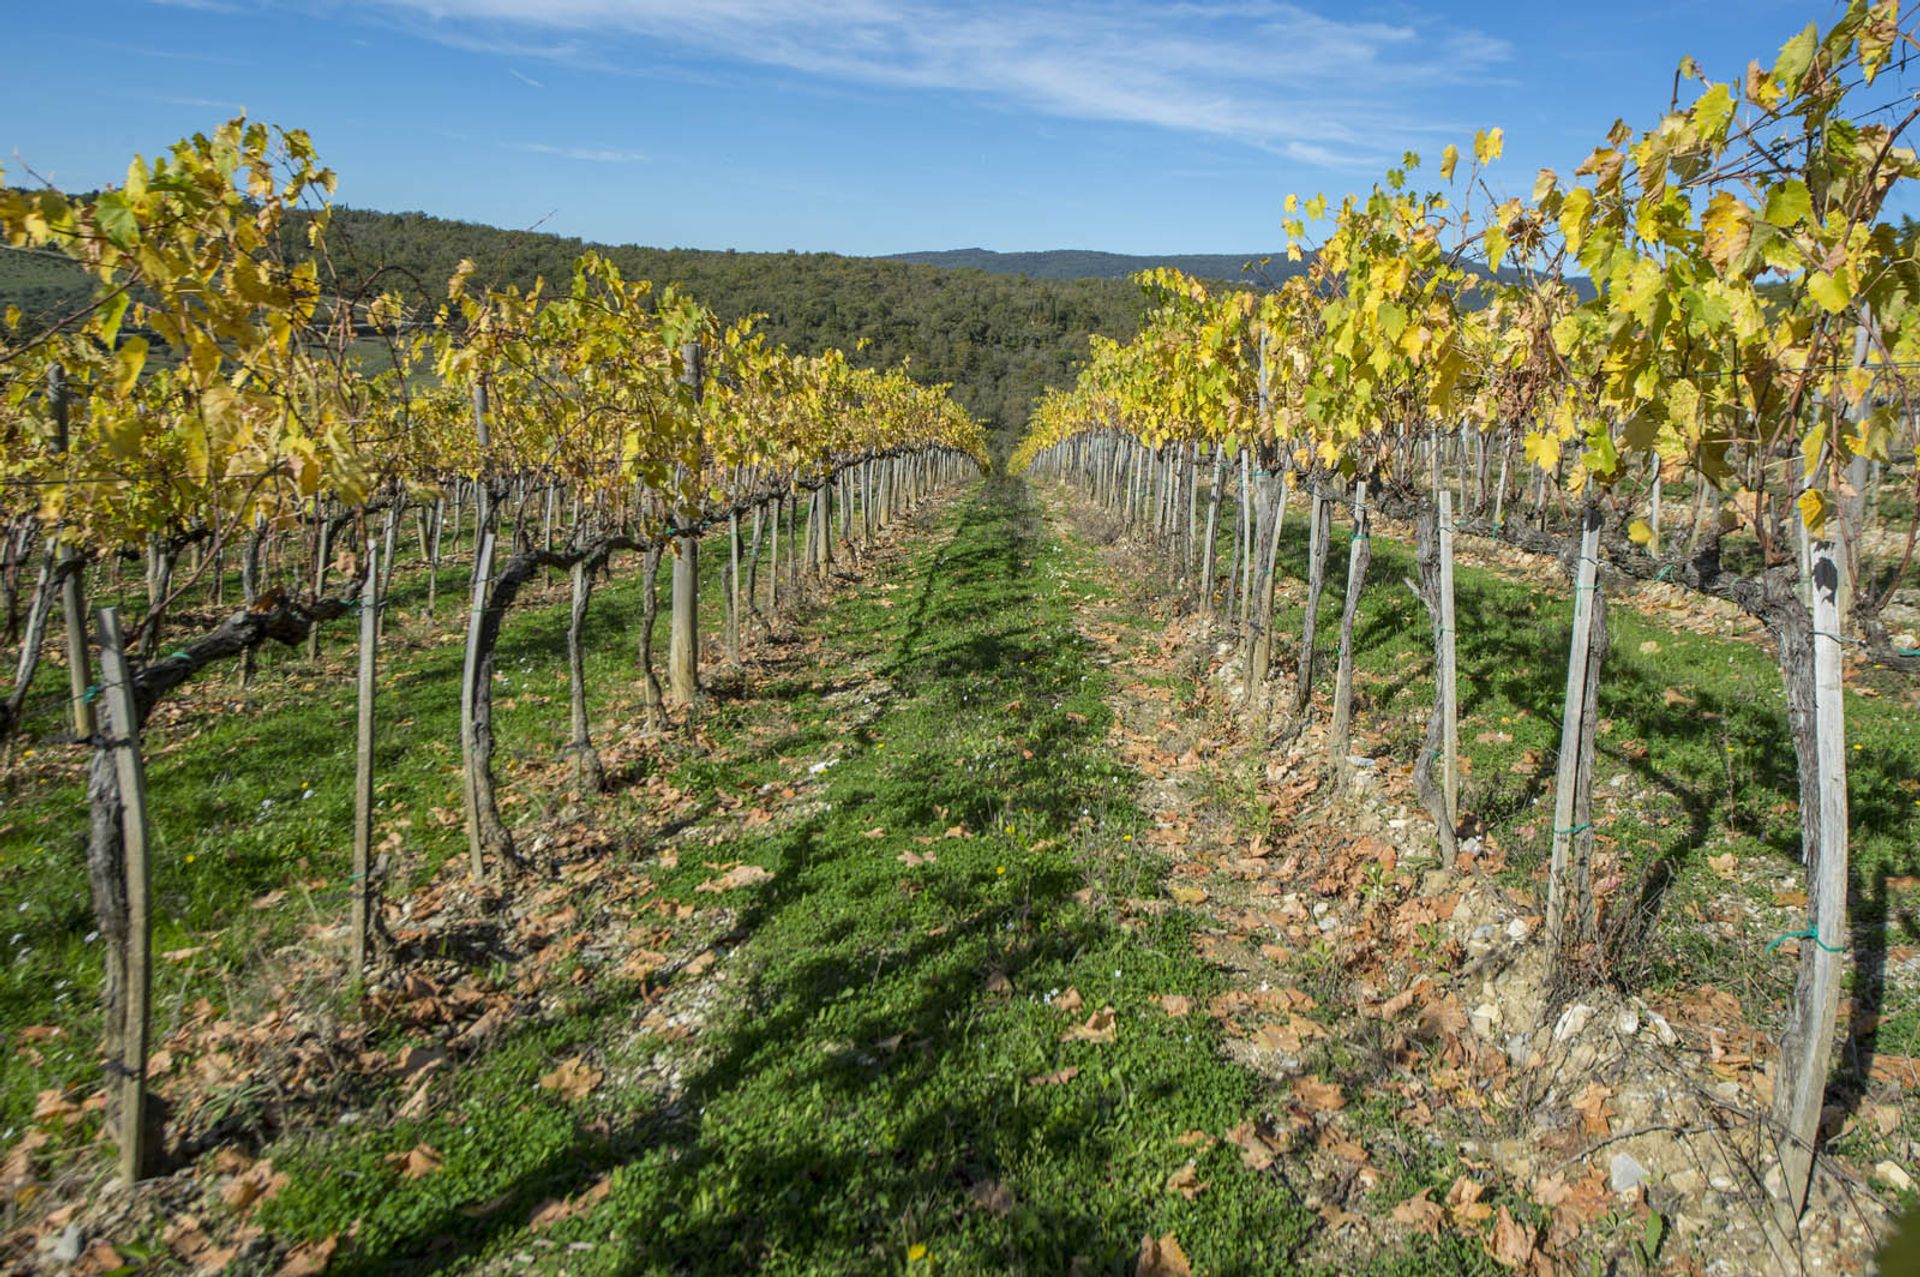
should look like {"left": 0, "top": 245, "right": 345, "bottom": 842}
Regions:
{"left": 883, "top": 247, "right": 1596, "bottom": 303}
{"left": 882, "top": 248, "right": 1297, "bottom": 285}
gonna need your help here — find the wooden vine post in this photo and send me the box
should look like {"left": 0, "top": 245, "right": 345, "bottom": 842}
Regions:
{"left": 1410, "top": 500, "right": 1458, "bottom": 866}
{"left": 377, "top": 500, "right": 399, "bottom": 638}
{"left": 1294, "top": 488, "right": 1332, "bottom": 715}
{"left": 1328, "top": 479, "right": 1372, "bottom": 777}
{"left": 460, "top": 528, "right": 497, "bottom": 881}
{"left": 1544, "top": 503, "right": 1603, "bottom": 960}
{"left": 307, "top": 495, "right": 331, "bottom": 660}
{"left": 1436, "top": 489, "right": 1459, "bottom": 829}
{"left": 350, "top": 545, "right": 379, "bottom": 993}
{"left": 460, "top": 375, "right": 498, "bottom": 881}
{"left": 95, "top": 608, "right": 152, "bottom": 1185}
{"left": 1773, "top": 535, "right": 1851, "bottom": 1216}
{"left": 47, "top": 366, "right": 95, "bottom": 740}
{"left": 1199, "top": 444, "right": 1224, "bottom": 616}
{"left": 727, "top": 510, "right": 742, "bottom": 662}
{"left": 669, "top": 340, "right": 703, "bottom": 709}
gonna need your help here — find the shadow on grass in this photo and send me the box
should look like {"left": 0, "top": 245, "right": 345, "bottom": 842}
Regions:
{"left": 308, "top": 478, "right": 1312, "bottom": 1275}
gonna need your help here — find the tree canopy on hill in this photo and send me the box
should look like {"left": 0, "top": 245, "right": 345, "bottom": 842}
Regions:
{"left": 883, "top": 247, "right": 1296, "bottom": 285}
{"left": 2, "top": 207, "right": 1145, "bottom": 448}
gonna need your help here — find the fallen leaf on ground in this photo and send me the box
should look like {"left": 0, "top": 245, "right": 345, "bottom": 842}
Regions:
{"left": 1061, "top": 1007, "right": 1116, "bottom": 1043}
{"left": 1252, "top": 1015, "right": 1327, "bottom": 1054}
{"left": 1175, "top": 1129, "right": 1216, "bottom": 1151}
{"left": 1447, "top": 1175, "right": 1493, "bottom": 1223}
{"left": 387, "top": 1143, "right": 443, "bottom": 1180}
{"left": 396, "top": 1076, "right": 434, "bottom": 1120}
{"left": 274, "top": 1235, "right": 337, "bottom": 1276}
{"left": 1166, "top": 1161, "right": 1209, "bottom": 1199}
{"left": 1135, "top": 1233, "right": 1192, "bottom": 1277}
{"left": 1392, "top": 1188, "right": 1445, "bottom": 1237}
{"left": 1155, "top": 994, "right": 1193, "bottom": 1017}
{"left": 539, "top": 1056, "right": 604, "bottom": 1101}
{"left": 1571, "top": 1080, "right": 1614, "bottom": 1137}
{"left": 1292, "top": 1076, "right": 1345, "bottom": 1112}
{"left": 696, "top": 864, "right": 774, "bottom": 892}
{"left": 163, "top": 1216, "right": 212, "bottom": 1263}
{"left": 1, "top": 1128, "right": 49, "bottom": 1189}
{"left": 221, "top": 1158, "right": 288, "bottom": 1212}
{"left": 1487, "top": 1205, "right": 1538, "bottom": 1269}
{"left": 33, "top": 1090, "right": 82, "bottom": 1125}
{"left": 1317, "top": 1202, "right": 1363, "bottom": 1230}
{"left": 1226, "top": 1121, "right": 1277, "bottom": 1171}
{"left": 1414, "top": 990, "right": 1469, "bottom": 1038}
{"left": 1028, "top": 1067, "right": 1080, "bottom": 1086}
{"left": 1055, "top": 987, "right": 1084, "bottom": 1013}
{"left": 1317, "top": 1127, "right": 1369, "bottom": 1164}
{"left": 529, "top": 1175, "right": 611, "bottom": 1231}
{"left": 76, "top": 1243, "right": 124, "bottom": 1276}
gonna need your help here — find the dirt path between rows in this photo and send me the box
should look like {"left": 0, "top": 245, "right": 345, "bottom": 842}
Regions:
{"left": 1043, "top": 486, "right": 1898, "bottom": 1277}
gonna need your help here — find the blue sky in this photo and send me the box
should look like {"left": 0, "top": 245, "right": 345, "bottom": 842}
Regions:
{"left": 5, "top": 0, "right": 1849, "bottom": 255}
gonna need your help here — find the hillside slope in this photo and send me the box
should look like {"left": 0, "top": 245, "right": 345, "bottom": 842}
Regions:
{"left": 0, "top": 209, "right": 1147, "bottom": 445}
{"left": 883, "top": 247, "right": 1295, "bottom": 285}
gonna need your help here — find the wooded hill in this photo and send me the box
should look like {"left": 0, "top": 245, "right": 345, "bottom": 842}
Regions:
{"left": 0, "top": 208, "right": 1147, "bottom": 447}
{"left": 883, "top": 247, "right": 1292, "bottom": 284}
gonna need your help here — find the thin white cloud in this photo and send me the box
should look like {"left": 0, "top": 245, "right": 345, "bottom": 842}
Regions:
{"left": 508, "top": 67, "right": 543, "bottom": 87}
{"left": 362, "top": 0, "right": 1509, "bottom": 154}
{"left": 512, "top": 141, "right": 646, "bottom": 163}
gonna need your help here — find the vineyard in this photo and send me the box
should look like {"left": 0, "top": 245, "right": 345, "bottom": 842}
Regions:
{"left": 4, "top": 3, "right": 1920, "bottom": 1276}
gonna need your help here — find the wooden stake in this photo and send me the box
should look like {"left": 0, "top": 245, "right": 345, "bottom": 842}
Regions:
{"left": 1295, "top": 489, "right": 1331, "bottom": 715}
{"left": 1774, "top": 535, "right": 1851, "bottom": 1216}
{"left": 46, "top": 366, "right": 94, "bottom": 740}
{"left": 1200, "top": 444, "right": 1223, "bottom": 616}
{"left": 96, "top": 608, "right": 152, "bottom": 1186}
{"left": 459, "top": 529, "right": 497, "bottom": 881}
{"left": 1545, "top": 505, "right": 1602, "bottom": 956}
{"left": 1328, "top": 480, "right": 1372, "bottom": 771}
{"left": 1437, "top": 490, "right": 1459, "bottom": 828}
{"left": 351, "top": 546, "right": 379, "bottom": 993}
{"left": 727, "top": 511, "right": 741, "bottom": 662}
{"left": 307, "top": 498, "right": 330, "bottom": 660}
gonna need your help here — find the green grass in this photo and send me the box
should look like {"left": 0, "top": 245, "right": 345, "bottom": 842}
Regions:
{"left": 252, "top": 477, "right": 1319, "bottom": 1275}
{"left": 1160, "top": 491, "right": 1920, "bottom": 1018}
{"left": 0, "top": 510, "right": 794, "bottom": 1140}
{"left": 10, "top": 471, "right": 1916, "bottom": 1272}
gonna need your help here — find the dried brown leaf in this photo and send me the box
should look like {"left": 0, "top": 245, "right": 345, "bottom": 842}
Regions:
{"left": 1292, "top": 1076, "right": 1346, "bottom": 1112}
{"left": 1165, "top": 1161, "right": 1209, "bottom": 1199}
{"left": 695, "top": 864, "right": 774, "bottom": 893}
{"left": 387, "top": 1143, "right": 443, "bottom": 1180}
{"left": 1135, "top": 1232, "right": 1192, "bottom": 1277}
{"left": 1061, "top": 1007, "right": 1117, "bottom": 1044}
{"left": 538, "top": 1056, "right": 604, "bottom": 1102}
{"left": 1392, "top": 1188, "right": 1445, "bottom": 1237}
{"left": 274, "top": 1234, "right": 337, "bottom": 1276}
